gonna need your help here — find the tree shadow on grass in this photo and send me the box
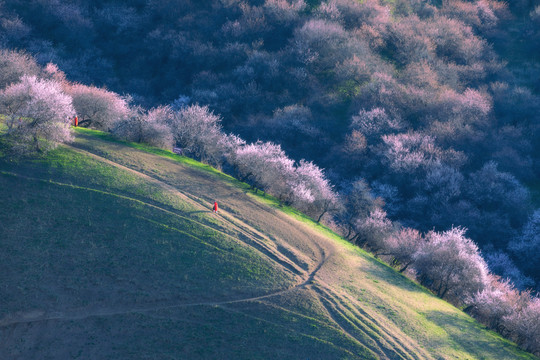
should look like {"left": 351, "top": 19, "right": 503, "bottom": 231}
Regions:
{"left": 424, "top": 310, "right": 531, "bottom": 359}
{"left": 358, "top": 256, "right": 426, "bottom": 295}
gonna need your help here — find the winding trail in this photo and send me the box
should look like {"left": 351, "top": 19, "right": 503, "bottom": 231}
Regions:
{"left": 0, "top": 141, "right": 428, "bottom": 360}
{"left": 0, "top": 232, "right": 330, "bottom": 328}
{"left": 67, "top": 145, "right": 310, "bottom": 276}
{"left": 0, "top": 162, "right": 332, "bottom": 329}
{"left": 0, "top": 169, "right": 304, "bottom": 279}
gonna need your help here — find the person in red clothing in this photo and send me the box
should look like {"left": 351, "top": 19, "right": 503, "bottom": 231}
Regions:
{"left": 74, "top": 116, "right": 78, "bottom": 127}
{"left": 213, "top": 201, "right": 218, "bottom": 213}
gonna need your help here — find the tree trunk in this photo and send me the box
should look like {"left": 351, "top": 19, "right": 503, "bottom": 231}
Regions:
{"left": 316, "top": 209, "right": 327, "bottom": 223}
{"left": 350, "top": 232, "right": 361, "bottom": 245}
{"left": 345, "top": 223, "right": 354, "bottom": 240}
{"left": 78, "top": 118, "right": 92, "bottom": 127}
{"left": 33, "top": 135, "right": 40, "bottom": 152}
{"left": 399, "top": 262, "right": 412, "bottom": 273}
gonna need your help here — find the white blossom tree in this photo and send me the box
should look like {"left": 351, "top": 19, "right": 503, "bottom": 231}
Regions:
{"left": 0, "top": 49, "right": 40, "bottom": 90}
{"left": 380, "top": 131, "right": 443, "bottom": 174}
{"left": 293, "top": 159, "right": 339, "bottom": 222}
{"left": 469, "top": 274, "right": 540, "bottom": 356}
{"left": 67, "top": 83, "right": 130, "bottom": 131}
{"left": 112, "top": 105, "right": 174, "bottom": 149}
{"left": 414, "top": 227, "right": 489, "bottom": 302}
{"left": 167, "top": 104, "right": 226, "bottom": 167}
{"left": 384, "top": 227, "right": 423, "bottom": 273}
{"left": 468, "top": 275, "right": 530, "bottom": 334}
{"left": 232, "top": 140, "right": 296, "bottom": 202}
{"left": 0, "top": 75, "right": 74, "bottom": 153}
{"left": 356, "top": 208, "right": 393, "bottom": 252}
{"left": 350, "top": 107, "right": 402, "bottom": 143}
{"left": 503, "top": 297, "right": 540, "bottom": 355}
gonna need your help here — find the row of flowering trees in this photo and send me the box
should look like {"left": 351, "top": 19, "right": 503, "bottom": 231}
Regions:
{"left": 351, "top": 210, "right": 540, "bottom": 355}
{"left": 0, "top": 49, "right": 538, "bottom": 356}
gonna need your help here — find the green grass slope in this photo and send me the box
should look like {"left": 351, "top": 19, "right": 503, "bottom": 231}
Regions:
{"left": 0, "top": 128, "right": 536, "bottom": 360}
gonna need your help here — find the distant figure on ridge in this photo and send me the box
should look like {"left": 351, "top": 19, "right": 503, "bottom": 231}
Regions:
{"left": 73, "top": 115, "right": 78, "bottom": 127}
{"left": 213, "top": 201, "right": 218, "bottom": 213}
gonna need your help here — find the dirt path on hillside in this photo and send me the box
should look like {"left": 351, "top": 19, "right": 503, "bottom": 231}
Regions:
{"left": 1, "top": 141, "right": 429, "bottom": 360}
{"left": 0, "top": 235, "right": 330, "bottom": 328}
{"left": 63, "top": 143, "right": 421, "bottom": 360}
{"left": 0, "top": 168, "right": 309, "bottom": 282}
{"left": 0, "top": 145, "right": 342, "bottom": 343}
{"left": 313, "top": 283, "right": 425, "bottom": 360}
{"left": 0, "top": 164, "right": 332, "bottom": 329}
{"left": 67, "top": 144, "right": 340, "bottom": 281}
{"left": 69, "top": 138, "right": 334, "bottom": 262}
{"left": 67, "top": 145, "right": 316, "bottom": 276}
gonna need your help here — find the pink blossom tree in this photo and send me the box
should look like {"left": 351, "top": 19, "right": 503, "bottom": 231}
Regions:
{"left": 350, "top": 107, "right": 402, "bottom": 143}
{"left": 356, "top": 208, "right": 394, "bottom": 253}
{"left": 469, "top": 274, "right": 540, "bottom": 356}
{"left": 167, "top": 104, "right": 226, "bottom": 167}
{"left": 504, "top": 297, "right": 540, "bottom": 355}
{"left": 468, "top": 275, "right": 529, "bottom": 333}
{"left": 232, "top": 140, "right": 295, "bottom": 202}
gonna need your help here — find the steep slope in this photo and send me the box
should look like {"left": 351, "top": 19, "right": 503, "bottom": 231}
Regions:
{"left": 0, "top": 129, "right": 535, "bottom": 360}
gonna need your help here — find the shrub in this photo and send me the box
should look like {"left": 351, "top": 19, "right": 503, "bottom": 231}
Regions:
{"left": 509, "top": 209, "right": 540, "bottom": 276}
{"left": 483, "top": 250, "right": 535, "bottom": 290}
{"left": 337, "top": 179, "right": 382, "bottom": 242}
{"left": 317, "top": 0, "right": 391, "bottom": 30}
{"left": 386, "top": 16, "right": 435, "bottom": 66}
{"left": 293, "top": 19, "right": 360, "bottom": 73}
{"left": 465, "top": 162, "right": 530, "bottom": 235}
{"left": 267, "top": 104, "right": 319, "bottom": 140}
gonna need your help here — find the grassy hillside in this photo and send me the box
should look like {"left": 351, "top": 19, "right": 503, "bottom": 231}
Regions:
{"left": 0, "top": 129, "right": 536, "bottom": 360}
